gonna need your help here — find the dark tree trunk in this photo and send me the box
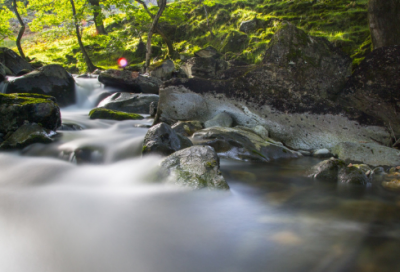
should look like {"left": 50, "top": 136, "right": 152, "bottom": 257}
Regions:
{"left": 136, "top": 0, "right": 174, "bottom": 57}
{"left": 70, "top": 0, "right": 97, "bottom": 72}
{"left": 13, "top": 0, "right": 26, "bottom": 59}
{"left": 88, "top": 0, "right": 107, "bottom": 35}
{"left": 145, "top": 0, "right": 167, "bottom": 71}
{"left": 368, "top": 0, "right": 400, "bottom": 49}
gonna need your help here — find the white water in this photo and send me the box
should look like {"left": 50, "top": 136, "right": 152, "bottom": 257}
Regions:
{"left": 1, "top": 77, "right": 399, "bottom": 272}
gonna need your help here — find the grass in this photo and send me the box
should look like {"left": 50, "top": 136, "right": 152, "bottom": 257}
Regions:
{"left": 3, "top": 0, "right": 372, "bottom": 72}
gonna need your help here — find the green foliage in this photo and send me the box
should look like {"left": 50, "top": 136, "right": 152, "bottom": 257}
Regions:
{"left": 0, "top": 0, "right": 14, "bottom": 41}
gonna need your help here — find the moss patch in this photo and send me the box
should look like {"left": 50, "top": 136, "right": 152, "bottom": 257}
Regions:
{"left": 89, "top": 108, "right": 144, "bottom": 121}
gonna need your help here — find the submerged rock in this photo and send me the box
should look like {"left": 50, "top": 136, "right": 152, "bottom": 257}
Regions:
{"left": 0, "top": 93, "right": 61, "bottom": 135}
{"left": 204, "top": 112, "right": 233, "bottom": 128}
{"left": 331, "top": 142, "right": 400, "bottom": 167}
{"left": 98, "top": 69, "right": 162, "bottom": 94}
{"left": 0, "top": 47, "right": 33, "bottom": 75}
{"left": 0, "top": 122, "right": 53, "bottom": 149}
{"left": 172, "top": 121, "right": 203, "bottom": 137}
{"left": 338, "top": 164, "right": 371, "bottom": 185}
{"left": 5, "top": 64, "right": 75, "bottom": 107}
{"left": 382, "top": 172, "right": 400, "bottom": 192}
{"left": 97, "top": 92, "right": 159, "bottom": 114}
{"left": 308, "top": 158, "right": 346, "bottom": 182}
{"left": 192, "top": 126, "right": 301, "bottom": 162}
{"left": 142, "top": 122, "right": 192, "bottom": 156}
{"left": 160, "top": 145, "right": 229, "bottom": 190}
{"left": 89, "top": 108, "right": 144, "bottom": 121}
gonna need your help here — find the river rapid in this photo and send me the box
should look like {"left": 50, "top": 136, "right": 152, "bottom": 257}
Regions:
{"left": 1, "top": 77, "right": 400, "bottom": 272}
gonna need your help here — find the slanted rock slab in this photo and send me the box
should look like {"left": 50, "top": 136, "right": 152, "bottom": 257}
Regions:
{"left": 0, "top": 47, "right": 33, "bottom": 75}
{"left": 160, "top": 145, "right": 229, "bottom": 190}
{"left": 0, "top": 122, "right": 53, "bottom": 149}
{"left": 97, "top": 92, "right": 159, "bottom": 114}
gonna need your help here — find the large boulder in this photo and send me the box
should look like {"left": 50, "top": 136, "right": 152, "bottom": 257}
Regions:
{"left": 194, "top": 46, "right": 221, "bottom": 59}
{"left": 5, "top": 64, "right": 75, "bottom": 107}
{"left": 338, "top": 46, "right": 400, "bottom": 134}
{"left": 307, "top": 158, "right": 346, "bottom": 182}
{"left": 160, "top": 145, "right": 229, "bottom": 190}
{"left": 182, "top": 57, "right": 228, "bottom": 79}
{"left": 155, "top": 22, "right": 391, "bottom": 150}
{"left": 0, "top": 47, "right": 33, "bottom": 75}
{"left": 192, "top": 126, "right": 301, "bottom": 162}
{"left": 97, "top": 92, "right": 159, "bottom": 114}
{"left": 331, "top": 142, "right": 400, "bottom": 167}
{"left": 142, "top": 122, "right": 193, "bottom": 156}
{"left": 0, "top": 93, "right": 61, "bottom": 135}
{"left": 98, "top": 69, "right": 162, "bottom": 94}
{"left": 172, "top": 121, "right": 203, "bottom": 137}
{"left": 204, "top": 112, "right": 233, "bottom": 128}
{"left": 149, "top": 60, "right": 175, "bottom": 80}
{"left": 0, "top": 122, "right": 53, "bottom": 150}
{"left": 368, "top": 0, "right": 400, "bottom": 49}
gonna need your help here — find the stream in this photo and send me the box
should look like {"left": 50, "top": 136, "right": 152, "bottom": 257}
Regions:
{"left": 1, "top": 77, "right": 400, "bottom": 272}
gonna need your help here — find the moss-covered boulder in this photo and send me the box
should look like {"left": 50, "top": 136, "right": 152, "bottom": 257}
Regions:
{"left": 98, "top": 69, "right": 162, "bottom": 94}
{"left": 221, "top": 31, "right": 249, "bottom": 54}
{"left": 142, "top": 122, "right": 193, "bottom": 156}
{"left": 97, "top": 92, "right": 159, "bottom": 114}
{"left": 338, "top": 164, "right": 371, "bottom": 185}
{"left": 89, "top": 108, "right": 144, "bottom": 121}
{"left": 308, "top": 158, "right": 346, "bottom": 182}
{"left": 5, "top": 64, "right": 75, "bottom": 107}
{"left": 160, "top": 145, "right": 229, "bottom": 190}
{"left": 0, "top": 93, "right": 61, "bottom": 135}
{"left": 239, "top": 19, "right": 257, "bottom": 34}
{"left": 192, "top": 126, "right": 301, "bottom": 162}
{"left": 149, "top": 60, "right": 175, "bottom": 81}
{"left": 0, "top": 47, "right": 33, "bottom": 75}
{"left": 194, "top": 46, "right": 221, "bottom": 59}
{"left": 0, "top": 122, "right": 53, "bottom": 150}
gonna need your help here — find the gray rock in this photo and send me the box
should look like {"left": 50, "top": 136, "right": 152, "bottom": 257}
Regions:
{"left": 0, "top": 47, "right": 33, "bottom": 75}
{"left": 149, "top": 101, "right": 158, "bottom": 117}
{"left": 308, "top": 158, "right": 346, "bottom": 182}
{"left": 142, "top": 122, "right": 193, "bottom": 156}
{"left": 182, "top": 57, "right": 228, "bottom": 79}
{"left": 239, "top": 19, "right": 257, "bottom": 33}
{"left": 0, "top": 62, "right": 6, "bottom": 82}
{"left": 312, "top": 148, "right": 333, "bottom": 158}
{"left": 194, "top": 46, "right": 221, "bottom": 59}
{"left": 192, "top": 126, "right": 301, "bottom": 162}
{"left": 0, "top": 62, "right": 13, "bottom": 76}
{"left": 338, "top": 164, "right": 371, "bottom": 185}
{"left": 252, "top": 125, "right": 269, "bottom": 139}
{"left": 97, "top": 92, "right": 159, "bottom": 114}
{"left": 149, "top": 60, "right": 175, "bottom": 80}
{"left": 332, "top": 142, "right": 400, "bottom": 167}
{"left": 5, "top": 64, "right": 76, "bottom": 107}
{"left": 204, "top": 112, "right": 233, "bottom": 128}
{"left": 172, "top": 121, "right": 203, "bottom": 137}
{"left": 0, "top": 122, "right": 53, "bottom": 149}
{"left": 160, "top": 145, "right": 229, "bottom": 190}
{"left": 0, "top": 93, "right": 61, "bottom": 135}
{"left": 98, "top": 69, "right": 162, "bottom": 94}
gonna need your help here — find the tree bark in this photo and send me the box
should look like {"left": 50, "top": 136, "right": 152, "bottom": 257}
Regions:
{"left": 88, "top": 0, "right": 107, "bottom": 35}
{"left": 70, "top": 0, "right": 97, "bottom": 72}
{"left": 368, "top": 0, "right": 400, "bottom": 49}
{"left": 136, "top": 0, "right": 174, "bottom": 57}
{"left": 13, "top": 0, "right": 26, "bottom": 59}
{"left": 145, "top": 0, "right": 167, "bottom": 71}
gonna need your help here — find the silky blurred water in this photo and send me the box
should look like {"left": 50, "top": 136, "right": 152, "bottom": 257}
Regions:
{"left": 0, "top": 77, "right": 400, "bottom": 272}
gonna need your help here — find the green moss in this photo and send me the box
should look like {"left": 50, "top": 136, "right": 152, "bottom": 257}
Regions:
{"left": 0, "top": 93, "right": 55, "bottom": 106}
{"left": 89, "top": 108, "right": 144, "bottom": 121}
{"left": 142, "top": 145, "right": 148, "bottom": 153}
{"left": 205, "top": 160, "right": 217, "bottom": 168}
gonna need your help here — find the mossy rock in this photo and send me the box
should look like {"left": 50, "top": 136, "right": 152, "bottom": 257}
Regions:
{"left": 89, "top": 108, "right": 144, "bottom": 121}
{"left": 220, "top": 31, "right": 249, "bottom": 54}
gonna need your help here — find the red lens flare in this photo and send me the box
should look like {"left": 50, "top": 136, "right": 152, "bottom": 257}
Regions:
{"left": 118, "top": 58, "right": 128, "bottom": 68}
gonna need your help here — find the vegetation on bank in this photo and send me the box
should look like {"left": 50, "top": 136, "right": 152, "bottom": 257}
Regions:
{"left": 0, "top": 0, "right": 371, "bottom": 73}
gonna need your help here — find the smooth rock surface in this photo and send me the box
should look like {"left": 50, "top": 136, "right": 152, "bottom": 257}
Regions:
{"left": 160, "top": 145, "right": 229, "bottom": 190}
{"left": 5, "top": 64, "right": 75, "bottom": 107}
{"left": 98, "top": 69, "right": 162, "bottom": 94}
{"left": 97, "top": 92, "right": 159, "bottom": 114}
{"left": 142, "top": 122, "right": 193, "bottom": 156}
{"left": 0, "top": 122, "right": 53, "bottom": 149}
{"left": 172, "top": 121, "right": 203, "bottom": 137}
{"left": 204, "top": 112, "right": 233, "bottom": 128}
{"left": 192, "top": 126, "right": 301, "bottom": 162}
{"left": 332, "top": 142, "right": 400, "bottom": 167}
{"left": 0, "top": 93, "right": 61, "bottom": 135}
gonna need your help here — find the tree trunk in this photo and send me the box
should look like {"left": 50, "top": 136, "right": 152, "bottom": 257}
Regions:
{"left": 368, "top": 0, "right": 400, "bottom": 49}
{"left": 70, "top": 0, "right": 97, "bottom": 72}
{"left": 145, "top": 0, "right": 167, "bottom": 71}
{"left": 136, "top": 0, "right": 174, "bottom": 57}
{"left": 88, "top": 0, "right": 107, "bottom": 35}
{"left": 13, "top": 0, "right": 26, "bottom": 59}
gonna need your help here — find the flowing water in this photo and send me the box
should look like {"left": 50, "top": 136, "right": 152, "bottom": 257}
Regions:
{"left": 1, "top": 77, "right": 400, "bottom": 272}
